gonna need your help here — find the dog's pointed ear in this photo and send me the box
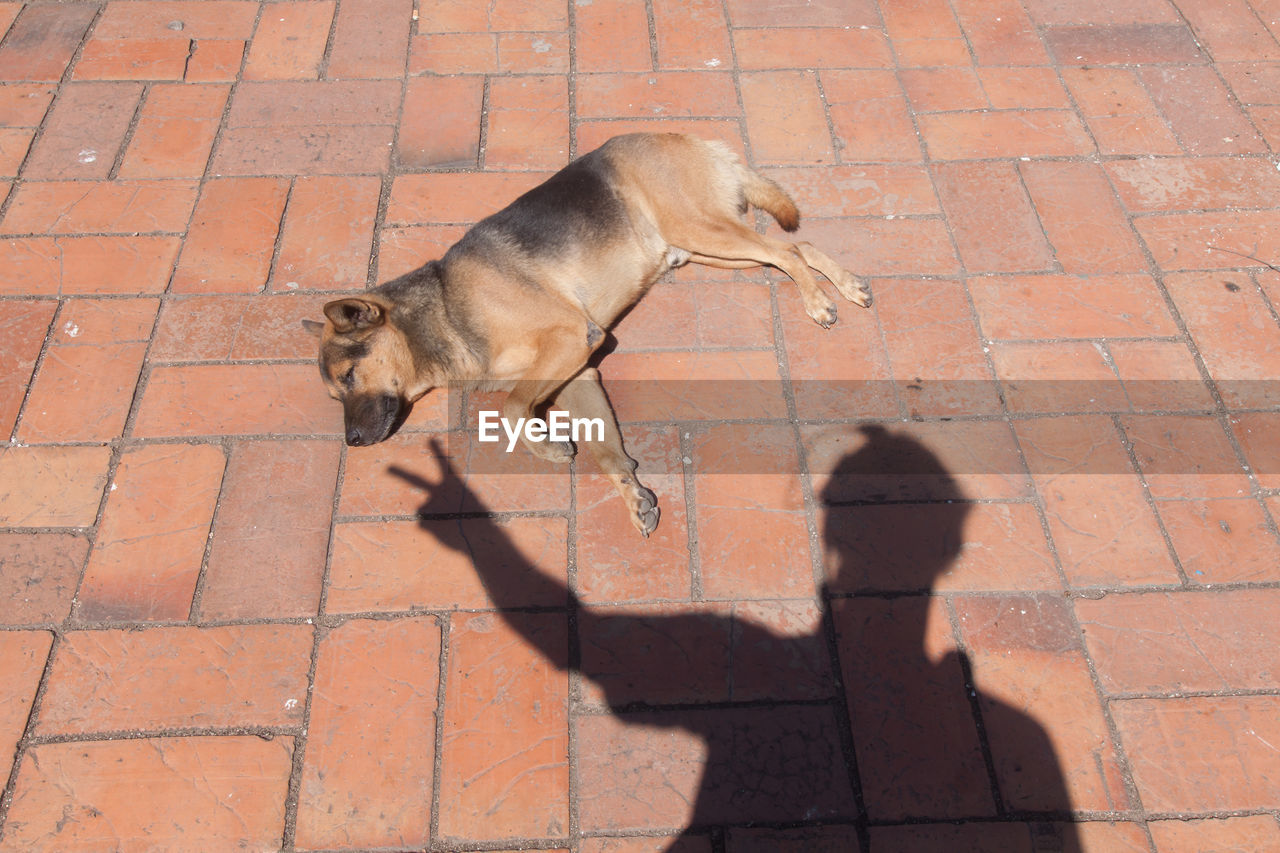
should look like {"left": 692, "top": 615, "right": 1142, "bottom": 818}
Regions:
{"left": 323, "top": 298, "right": 385, "bottom": 334}
{"left": 301, "top": 318, "right": 325, "bottom": 337}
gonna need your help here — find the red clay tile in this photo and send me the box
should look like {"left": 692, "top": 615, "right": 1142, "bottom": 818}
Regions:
{"left": 1043, "top": 23, "right": 1203, "bottom": 64}
{"left": 38, "top": 623, "right": 311, "bottom": 733}
{"left": 0, "top": 128, "right": 33, "bottom": 176}
{"left": 600, "top": 349, "right": 786, "bottom": 422}
{"left": 834, "top": 596, "right": 995, "bottom": 820}
{"left": 216, "top": 80, "right": 401, "bottom": 174}
{"left": 387, "top": 172, "right": 549, "bottom": 224}
{"left": 575, "top": 0, "right": 651, "bottom": 72}
{"left": 324, "top": 0, "right": 413, "bottom": 79}
{"left": 822, "top": 69, "right": 921, "bottom": 161}
{"left": 956, "top": 595, "right": 1132, "bottom": 813}
{"left": 117, "top": 83, "right": 229, "bottom": 178}
{"left": 0, "top": 4, "right": 97, "bottom": 82}
{"left": 576, "top": 425, "right": 692, "bottom": 603}
{"left": 0, "top": 533, "right": 87, "bottom": 625}
{"left": 740, "top": 71, "right": 834, "bottom": 165}
{"left": 1108, "top": 340, "right": 1216, "bottom": 412}
{"left": 789, "top": 216, "right": 959, "bottom": 278}
{"left": 765, "top": 164, "right": 938, "bottom": 217}
{"left": 1149, "top": 815, "right": 1280, "bottom": 852}
{"left": 689, "top": 422, "right": 805, "bottom": 509}
{"left": 408, "top": 32, "right": 500, "bottom": 74}
{"left": 583, "top": 837, "right": 709, "bottom": 853}
{"left": 295, "top": 617, "right": 440, "bottom": 850}
{"left": 438, "top": 611, "right": 569, "bottom": 842}
{"left": 919, "top": 110, "right": 1094, "bottom": 159}
{"left": 728, "top": 826, "right": 862, "bottom": 852}
{"left": 1077, "top": 589, "right": 1280, "bottom": 694}
{"left": 989, "top": 340, "right": 1127, "bottom": 414}
{"left": 273, "top": 175, "right": 380, "bottom": 291}
{"left": 933, "top": 161, "right": 1055, "bottom": 274}
{"left": 1231, "top": 412, "right": 1280, "bottom": 489}
{"left": 171, "top": 178, "right": 290, "bottom": 293}
{"left": 576, "top": 72, "right": 739, "bottom": 118}
{"left": 1140, "top": 65, "right": 1267, "bottom": 154}
{"left": 1061, "top": 66, "right": 1182, "bottom": 155}
{"left": 398, "top": 75, "right": 484, "bottom": 169}
{"left": 806, "top": 420, "right": 1033, "bottom": 502}
{"left": 900, "top": 67, "right": 988, "bottom": 113}
{"left": 1121, "top": 414, "right": 1252, "bottom": 498}
{"left": 1106, "top": 156, "right": 1280, "bottom": 212}
{"left": 151, "top": 293, "right": 329, "bottom": 361}
{"left": 730, "top": 599, "right": 832, "bottom": 702}
{"left": 875, "top": 278, "right": 999, "bottom": 416}
{"left": 696, "top": 506, "right": 814, "bottom": 599}
{"left": 1177, "top": 0, "right": 1280, "bottom": 61}
{"left": 1112, "top": 695, "right": 1280, "bottom": 812}
{"left": 487, "top": 0, "right": 569, "bottom": 31}
{"left": 376, "top": 224, "right": 470, "bottom": 279}
{"left": 132, "top": 363, "right": 342, "bottom": 437}
{"left": 577, "top": 119, "right": 745, "bottom": 157}
{"left": 968, "top": 274, "right": 1178, "bottom": 339}
{"left": 878, "top": 0, "right": 971, "bottom": 67}
{"left": 0, "top": 630, "right": 52, "bottom": 769}
{"left": 978, "top": 67, "right": 1071, "bottom": 110}
{"left": 183, "top": 39, "right": 245, "bottom": 82}
{"left": 652, "top": 0, "right": 731, "bottom": 70}
{"left": 1022, "top": 0, "right": 1181, "bottom": 24}
{"left": 0, "top": 445, "right": 111, "bottom": 527}
{"left": 727, "top": 0, "right": 877, "bottom": 27}
{"left": 952, "top": 0, "right": 1048, "bottom": 64}
{"left": 825, "top": 502, "right": 1060, "bottom": 593}
{"left": 0, "top": 299, "right": 55, "bottom": 438}
{"left": 1, "top": 236, "right": 182, "bottom": 295}
{"left": 1164, "top": 272, "right": 1280, "bottom": 408}
{"left": 21, "top": 82, "right": 144, "bottom": 179}
{"left": 94, "top": 1, "right": 258, "bottom": 40}
{"left": 1020, "top": 160, "right": 1147, "bottom": 274}
{"left": 734, "top": 27, "right": 893, "bottom": 70}
{"left": 868, "top": 824, "right": 1035, "bottom": 852}
{"left": 485, "top": 75, "right": 570, "bottom": 169}
{"left": 3, "top": 179, "right": 198, "bottom": 235}
{"left": 578, "top": 705, "right": 856, "bottom": 831}
{"left": 327, "top": 516, "right": 568, "bottom": 612}
{"left": 198, "top": 440, "right": 339, "bottom": 619}
{"left": 1158, "top": 497, "right": 1280, "bottom": 583}
{"left": 577, "top": 602, "right": 734, "bottom": 709}
{"left": 18, "top": 341, "right": 148, "bottom": 442}
{"left": 244, "top": 1, "right": 335, "bottom": 80}
{"left": 1015, "top": 416, "right": 1181, "bottom": 586}
{"left": 72, "top": 38, "right": 190, "bottom": 81}
{"left": 51, "top": 297, "right": 156, "bottom": 347}
{"left": 77, "top": 443, "right": 225, "bottom": 622}
{"left": 1, "top": 736, "right": 294, "bottom": 852}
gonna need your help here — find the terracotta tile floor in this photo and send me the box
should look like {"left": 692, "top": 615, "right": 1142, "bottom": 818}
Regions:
{"left": 1, "top": 0, "right": 1279, "bottom": 850}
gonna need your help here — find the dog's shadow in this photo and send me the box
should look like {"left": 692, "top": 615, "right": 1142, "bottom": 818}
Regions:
{"left": 391, "top": 427, "right": 1079, "bottom": 849}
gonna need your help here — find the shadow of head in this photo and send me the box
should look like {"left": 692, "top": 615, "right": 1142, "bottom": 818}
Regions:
{"left": 820, "top": 425, "right": 972, "bottom": 594}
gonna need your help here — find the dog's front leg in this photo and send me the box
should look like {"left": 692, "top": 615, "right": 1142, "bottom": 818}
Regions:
{"left": 553, "top": 367, "right": 659, "bottom": 537}
{"left": 500, "top": 327, "right": 597, "bottom": 464}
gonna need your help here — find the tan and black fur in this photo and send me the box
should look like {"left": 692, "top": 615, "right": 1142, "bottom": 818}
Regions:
{"left": 307, "top": 133, "right": 871, "bottom": 536}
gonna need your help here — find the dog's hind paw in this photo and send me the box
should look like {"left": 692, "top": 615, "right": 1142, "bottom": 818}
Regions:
{"left": 834, "top": 272, "right": 872, "bottom": 308}
{"left": 633, "top": 487, "right": 660, "bottom": 538}
{"left": 529, "top": 438, "right": 576, "bottom": 463}
{"left": 808, "top": 302, "right": 838, "bottom": 328}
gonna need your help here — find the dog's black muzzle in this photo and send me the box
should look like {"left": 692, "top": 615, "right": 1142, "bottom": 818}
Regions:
{"left": 343, "top": 393, "right": 402, "bottom": 446}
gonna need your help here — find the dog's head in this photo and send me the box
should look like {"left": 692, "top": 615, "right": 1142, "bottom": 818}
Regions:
{"left": 306, "top": 296, "right": 417, "bottom": 447}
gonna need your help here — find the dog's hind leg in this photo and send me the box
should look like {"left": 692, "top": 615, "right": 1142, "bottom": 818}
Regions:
{"left": 553, "top": 368, "right": 659, "bottom": 537}
{"left": 680, "top": 220, "right": 840, "bottom": 327}
{"left": 796, "top": 242, "right": 872, "bottom": 307}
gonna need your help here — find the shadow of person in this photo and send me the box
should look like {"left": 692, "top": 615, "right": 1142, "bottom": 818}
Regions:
{"left": 393, "top": 426, "right": 1079, "bottom": 850}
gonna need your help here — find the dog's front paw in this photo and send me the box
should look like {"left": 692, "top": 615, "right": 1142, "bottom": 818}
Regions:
{"left": 631, "top": 486, "right": 660, "bottom": 538}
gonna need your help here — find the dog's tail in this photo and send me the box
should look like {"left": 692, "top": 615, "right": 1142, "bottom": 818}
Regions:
{"left": 743, "top": 171, "right": 801, "bottom": 233}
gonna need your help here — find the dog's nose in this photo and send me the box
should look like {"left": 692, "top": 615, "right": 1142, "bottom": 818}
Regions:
{"left": 345, "top": 426, "right": 365, "bottom": 446}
